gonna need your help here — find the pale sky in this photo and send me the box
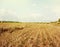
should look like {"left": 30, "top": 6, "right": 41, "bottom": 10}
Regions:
{"left": 0, "top": 0, "right": 60, "bottom": 22}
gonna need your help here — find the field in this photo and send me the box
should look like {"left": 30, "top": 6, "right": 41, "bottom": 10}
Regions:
{"left": 0, "top": 23, "right": 60, "bottom": 47}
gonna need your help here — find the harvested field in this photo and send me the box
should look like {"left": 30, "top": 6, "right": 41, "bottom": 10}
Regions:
{"left": 0, "top": 23, "right": 60, "bottom": 47}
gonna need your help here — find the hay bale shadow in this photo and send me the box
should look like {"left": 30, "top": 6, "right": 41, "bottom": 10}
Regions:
{"left": 0, "top": 26, "right": 24, "bottom": 34}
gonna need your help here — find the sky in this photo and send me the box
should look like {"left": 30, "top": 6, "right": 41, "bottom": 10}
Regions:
{"left": 0, "top": 0, "right": 60, "bottom": 22}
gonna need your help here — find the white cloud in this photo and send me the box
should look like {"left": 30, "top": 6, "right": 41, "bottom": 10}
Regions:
{"left": 0, "top": 9, "right": 6, "bottom": 15}
{"left": 31, "top": 13, "right": 42, "bottom": 17}
{"left": 7, "top": 9, "right": 16, "bottom": 15}
{"left": 0, "top": 9, "right": 16, "bottom": 16}
{"left": 51, "top": 5, "right": 60, "bottom": 19}
{"left": 0, "top": 9, "right": 19, "bottom": 21}
{"left": 32, "top": 3, "right": 37, "bottom": 7}
{"left": 54, "top": 0, "right": 60, "bottom": 1}
{"left": 52, "top": 6, "right": 60, "bottom": 13}
{"left": 19, "top": 12, "right": 43, "bottom": 22}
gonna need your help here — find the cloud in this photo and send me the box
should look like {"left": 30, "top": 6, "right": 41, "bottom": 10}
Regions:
{"left": 20, "top": 12, "right": 44, "bottom": 22}
{"left": 0, "top": 9, "right": 19, "bottom": 21}
{"left": 50, "top": 5, "right": 60, "bottom": 19}
{"left": 52, "top": 6, "right": 60, "bottom": 13}
{"left": 0, "top": 9, "right": 16, "bottom": 15}
{"left": 32, "top": 3, "right": 37, "bottom": 7}
{"left": 0, "top": 9, "right": 6, "bottom": 15}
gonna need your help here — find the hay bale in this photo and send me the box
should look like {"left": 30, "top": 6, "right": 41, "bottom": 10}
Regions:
{"left": 15, "top": 27, "right": 24, "bottom": 30}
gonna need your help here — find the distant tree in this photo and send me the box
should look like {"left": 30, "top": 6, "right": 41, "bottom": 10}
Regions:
{"left": 58, "top": 18, "right": 60, "bottom": 22}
